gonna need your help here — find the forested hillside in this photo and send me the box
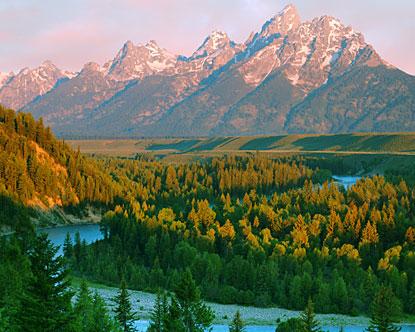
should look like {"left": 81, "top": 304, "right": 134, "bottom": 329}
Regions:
{"left": 2, "top": 106, "right": 415, "bottom": 328}
{"left": 64, "top": 155, "right": 415, "bottom": 317}
{"left": 0, "top": 106, "right": 118, "bottom": 228}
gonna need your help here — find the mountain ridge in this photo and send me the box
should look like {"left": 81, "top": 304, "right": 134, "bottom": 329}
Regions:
{"left": 1, "top": 4, "right": 414, "bottom": 137}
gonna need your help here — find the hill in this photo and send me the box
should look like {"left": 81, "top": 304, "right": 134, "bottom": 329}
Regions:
{"left": 0, "top": 106, "right": 118, "bottom": 229}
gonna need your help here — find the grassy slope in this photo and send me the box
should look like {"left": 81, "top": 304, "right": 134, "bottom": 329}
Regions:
{"left": 68, "top": 133, "right": 415, "bottom": 157}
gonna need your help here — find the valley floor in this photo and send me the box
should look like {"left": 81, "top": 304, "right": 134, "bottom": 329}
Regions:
{"left": 74, "top": 278, "right": 375, "bottom": 327}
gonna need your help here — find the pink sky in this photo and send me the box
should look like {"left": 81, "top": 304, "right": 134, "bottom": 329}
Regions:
{"left": 0, "top": 0, "right": 414, "bottom": 75}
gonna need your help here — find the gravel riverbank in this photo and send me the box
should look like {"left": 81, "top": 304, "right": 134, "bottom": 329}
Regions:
{"left": 82, "top": 282, "right": 371, "bottom": 327}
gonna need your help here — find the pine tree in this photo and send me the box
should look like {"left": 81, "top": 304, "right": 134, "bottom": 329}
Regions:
{"left": 63, "top": 232, "right": 73, "bottom": 259}
{"left": 301, "top": 298, "right": 322, "bottom": 332}
{"left": 276, "top": 318, "right": 303, "bottom": 332}
{"left": 73, "top": 280, "right": 119, "bottom": 332}
{"left": 15, "top": 233, "right": 74, "bottom": 332}
{"left": 366, "top": 286, "right": 402, "bottom": 332}
{"left": 92, "top": 291, "right": 121, "bottom": 332}
{"left": 73, "top": 231, "right": 82, "bottom": 265}
{"left": 229, "top": 310, "right": 245, "bottom": 332}
{"left": 113, "top": 279, "right": 137, "bottom": 332}
{"left": 73, "top": 280, "right": 94, "bottom": 331}
{"left": 164, "top": 298, "right": 185, "bottom": 332}
{"left": 173, "top": 269, "right": 214, "bottom": 332}
{"left": 148, "top": 291, "right": 169, "bottom": 332}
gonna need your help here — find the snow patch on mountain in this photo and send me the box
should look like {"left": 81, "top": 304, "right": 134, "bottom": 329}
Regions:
{"left": 106, "top": 40, "right": 177, "bottom": 81}
{"left": 0, "top": 71, "right": 14, "bottom": 88}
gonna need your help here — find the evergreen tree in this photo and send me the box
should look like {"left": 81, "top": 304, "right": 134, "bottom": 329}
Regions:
{"left": 229, "top": 310, "right": 245, "bottom": 332}
{"left": 92, "top": 291, "right": 121, "bottom": 332}
{"left": 63, "top": 232, "right": 73, "bottom": 260}
{"left": 164, "top": 298, "right": 185, "bottom": 332}
{"left": 366, "top": 286, "right": 402, "bottom": 332}
{"left": 276, "top": 318, "right": 303, "bottom": 332}
{"left": 148, "top": 291, "right": 169, "bottom": 332}
{"left": 73, "top": 280, "right": 94, "bottom": 331}
{"left": 173, "top": 269, "right": 214, "bottom": 332}
{"left": 15, "top": 233, "right": 74, "bottom": 332}
{"left": 73, "top": 231, "right": 82, "bottom": 265}
{"left": 73, "top": 281, "right": 120, "bottom": 332}
{"left": 300, "top": 298, "right": 322, "bottom": 332}
{"left": 113, "top": 279, "right": 137, "bottom": 332}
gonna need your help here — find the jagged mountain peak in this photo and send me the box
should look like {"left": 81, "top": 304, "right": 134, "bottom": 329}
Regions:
{"left": 13, "top": 61, "right": 65, "bottom": 78}
{"left": 119, "top": 39, "right": 168, "bottom": 55}
{"left": 81, "top": 61, "right": 103, "bottom": 73}
{"left": 260, "top": 3, "right": 301, "bottom": 37}
{"left": 105, "top": 39, "right": 177, "bottom": 81}
{"left": 40, "top": 59, "right": 57, "bottom": 68}
{"left": 208, "top": 30, "right": 229, "bottom": 41}
{"left": 311, "top": 15, "right": 358, "bottom": 37}
{"left": 5, "top": 4, "right": 414, "bottom": 138}
{"left": 279, "top": 4, "right": 300, "bottom": 19}
{"left": 0, "top": 61, "right": 72, "bottom": 110}
{"left": 190, "top": 30, "right": 234, "bottom": 60}
{"left": 244, "top": 4, "right": 301, "bottom": 54}
{"left": 145, "top": 39, "right": 161, "bottom": 49}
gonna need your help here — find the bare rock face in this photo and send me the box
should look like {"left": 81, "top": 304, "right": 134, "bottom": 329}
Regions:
{"left": 237, "top": 10, "right": 380, "bottom": 92}
{"left": 20, "top": 61, "right": 126, "bottom": 132}
{"left": 259, "top": 4, "right": 301, "bottom": 38}
{"left": 0, "top": 61, "right": 73, "bottom": 110}
{"left": 0, "top": 71, "right": 14, "bottom": 88}
{"left": 174, "top": 30, "right": 245, "bottom": 84}
{"left": 5, "top": 4, "right": 415, "bottom": 136}
{"left": 105, "top": 40, "right": 177, "bottom": 81}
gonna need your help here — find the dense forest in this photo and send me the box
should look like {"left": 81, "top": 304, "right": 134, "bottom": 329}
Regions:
{"left": 0, "top": 107, "right": 413, "bottom": 331}
{"left": 63, "top": 155, "right": 415, "bottom": 317}
{"left": 0, "top": 105, "right": 119, "bottom": 228}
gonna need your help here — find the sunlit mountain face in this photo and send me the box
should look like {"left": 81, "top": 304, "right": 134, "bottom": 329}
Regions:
{"left": 2, "top": 4, "right": 414, "bottom": 138}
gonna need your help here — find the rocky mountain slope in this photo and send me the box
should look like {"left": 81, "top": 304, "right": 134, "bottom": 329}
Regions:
{"left": 2, "top": 4, "right": 414, "bottom": 137}
{"left": 0, "top": 61, "right": 74, "bottom": 111}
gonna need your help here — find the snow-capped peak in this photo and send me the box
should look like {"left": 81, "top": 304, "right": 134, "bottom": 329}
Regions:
{"left": 260, "top": 4, "right": 301, "bottom": 38}
{"left": 280, "top": 4, "right": 298, "bottom": 16}
{"left": 40, "top": 60, "right": 57, "bottom": 69}
{"left": 105, "top": 40, "right": 177, "bottom": 81}
{"left": 81, "top": 62, "right": 103, "bottom": 74}
{"left": 209, "top": 30, "right": 229, "bottom": 46}
{"left": 0, "top": 61, "right": 71, "bottom": 110}
{"left": 145, "top": 40, "right": 161, "bottom": 52}
{"left": 190, "top": 30, "right": 232, "bottom": 60}
{"left": 12, "top": 61, "right": 66, "bottom": 82}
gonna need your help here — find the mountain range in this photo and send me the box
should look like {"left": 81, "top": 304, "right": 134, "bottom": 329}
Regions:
{"left": 1, "top": 4, "right": 414, "bottom": 137}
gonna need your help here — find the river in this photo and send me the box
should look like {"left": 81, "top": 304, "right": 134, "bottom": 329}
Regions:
{"left": 332, "top": 175, "right": 361, "bottom": 189}
{"left": 134, "top": 320, "right": 415, "bottom": 331}
{"left": 39, "top": 175, "right": 415, "bottom": 332}
{"left": 39, "top": 175, "right": 363, "bottom": 254}
{"left": 39, "top": 178, "right": 362, "bottom": 252}
{"left": 39, "top": 223, "right": 103, "bottom": 256}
